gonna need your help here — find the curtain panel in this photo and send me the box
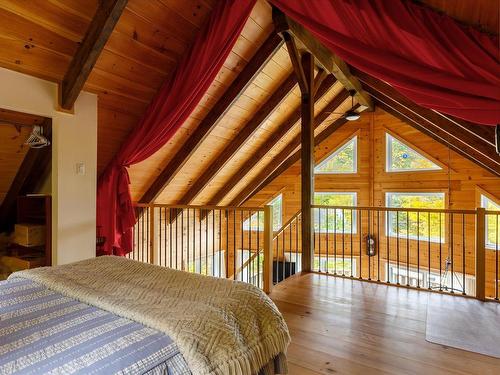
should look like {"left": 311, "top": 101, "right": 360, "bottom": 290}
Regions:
{"left": 97, "top": 0, "right": 256, "bottom": 255}
{"left": 271, "top": 0, "right": 500, "bottom": 125}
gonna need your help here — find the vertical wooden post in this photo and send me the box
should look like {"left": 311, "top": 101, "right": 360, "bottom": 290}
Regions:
{"left": 149, "top": 205, "right": 157, "bottom": 265}
{"left": 301, "top": 53, "right": 315, "bottom": 272}
{"left": 263, "top": 205, "right": 274, "bottom": 294}
{"left": 475, "top": 207, "right": 486, "bottom": 300}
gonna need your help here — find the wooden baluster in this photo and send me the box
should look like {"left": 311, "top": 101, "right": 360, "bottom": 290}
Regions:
{"left": 263, "top": 205, "right": 274, "bottom": 294}
{"left": 149, "top": 206, "right": 156, "bottom": 265}
{"left": 475, "top": 207, "right": 486, "bottom": 300}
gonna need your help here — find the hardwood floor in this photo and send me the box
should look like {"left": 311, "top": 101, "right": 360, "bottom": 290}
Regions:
{"left": 269, "top": 273, "right": 500, "bottom": 375}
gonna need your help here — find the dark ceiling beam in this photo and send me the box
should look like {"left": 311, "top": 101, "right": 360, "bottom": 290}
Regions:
{"left": 312, "top": 69, "right": 328, "bottom": 98}
{"left": 272, "top": 7, "right": 373, "bottom": 112}
{"left": 139, "top": 32, "right": 284, "bottom": 204}
{"left": 177, "top": 73, "right": 297, "bottom": 205}
{"left": 0, "top": 119, "right": 52, "bottom": 231}
{"left": 282, "top": 32, "right": 309, "bottom": 93}
{"left": 375, "top": 99, "right": 500, "bottom": 177}
{"left": 352, "top": 68, "right": 497, "bottom": 147}
{"left": 60, "top": 0, "right": 128, "bottom": 110}
{"left": 207, "top": 74, "right": 337, "bottom": 206}
{"left": 432, "top": 113, "right": 495, "bottom": 147}
{"left": 352, "top": 69, "right": 500, "bottom": 176}
{"left": 229, "top": 99, "right": 357, "bottom": 207}
{"left": 253, "top": 115, "right": 354, "bottom": 202}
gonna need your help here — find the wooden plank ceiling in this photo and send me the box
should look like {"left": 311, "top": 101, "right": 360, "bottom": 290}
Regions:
{"left": 0, "top": 109, "right": 47, "bottom": 205}
{"left": 0, "top": 0, "right": 497, "bottom": 209}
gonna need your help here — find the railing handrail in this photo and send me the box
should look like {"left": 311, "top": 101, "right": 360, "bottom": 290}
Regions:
{"left": 273, "top": 210, "right": 301, "bottom": 240}
{"left": 134, "top": 203, "right": 264, "bottom": 211}
{"left": 485, "top": 210, "right": 500, "bottom": 215}
{"left": 234, "top": 251, "right": 259, "bottom": 277}
{"left": 311, "top": 205, "right": 477, "bottom": 215}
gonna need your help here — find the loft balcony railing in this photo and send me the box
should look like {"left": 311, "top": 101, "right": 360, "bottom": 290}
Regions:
{"left": 129, "top": 204, "right": 274, "bottom": 293}
{"left": 310, "top": 205, "right": 499, "bottom": 301}
{"left": 129, "top": 203, "right": 499, "bottom": 301}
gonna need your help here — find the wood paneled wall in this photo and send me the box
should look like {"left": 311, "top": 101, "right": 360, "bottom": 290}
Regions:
{"left": 245, "top": 107, "right": 499, "bottom": 295}
{"left": 247, "top": 107, "right": 499, "bottom": 223}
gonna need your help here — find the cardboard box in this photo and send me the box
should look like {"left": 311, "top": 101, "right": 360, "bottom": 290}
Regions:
{"left": 14, "top": 223, "right": 46, "bottom": 247}
{"left": 1, "top": 255, "right": 44, "bottom": 272}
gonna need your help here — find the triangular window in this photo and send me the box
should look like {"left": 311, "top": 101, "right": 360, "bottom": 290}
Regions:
{"left": 315, "top": 136, "right": 357, "bottom": 174}
{"left": 386, "top": 133, "right": 441, "bottom": 172}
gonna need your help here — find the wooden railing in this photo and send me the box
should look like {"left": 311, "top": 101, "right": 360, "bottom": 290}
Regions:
{"left": 310, "top": 205, "right": 499, "bottom": 301}
{"left": 129, "top": 204, "right": 274, "bottom": 293}
{"left": 485, "top": 209, "right": 499, "bottom": 300}
{"left": 129, "top": 204, "right": 499, "bottom": 300}
{"left": 272, "top": 211, "right": 302, "bottom": 284}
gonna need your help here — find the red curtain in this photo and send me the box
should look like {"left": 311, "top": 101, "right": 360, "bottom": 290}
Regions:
{"left": 271, "top": 0, "right": 500, "bottom": 125}
{"left": 97, "top": 0, "right": 256, "bottom": 255}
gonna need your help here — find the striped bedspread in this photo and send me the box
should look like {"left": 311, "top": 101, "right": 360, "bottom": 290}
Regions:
{"left": 0, "top": 278, "right": 191, "bottom": 375}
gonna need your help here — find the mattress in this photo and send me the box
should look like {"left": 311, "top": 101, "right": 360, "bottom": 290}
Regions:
{"left": 0, "top": 278, "right": 191, "bottom": 375}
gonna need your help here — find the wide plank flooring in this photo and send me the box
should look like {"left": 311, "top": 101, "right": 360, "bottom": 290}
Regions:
{"left": 269, "top": 273, "right": 500, "bottom": 375}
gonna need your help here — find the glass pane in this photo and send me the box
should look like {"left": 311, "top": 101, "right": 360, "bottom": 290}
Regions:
{"left": 386, "top": 192, "right": 445, "bottom": 242}
{"left": 243, "top": 194, "right": 282, "bottom": 231}
{"left": 313, "top": 192, "right": 356, "bottom": 233}
{"left": 387, "top": 134, "right": 441, "bottom": 172}
{"left": 270, "top": 194, "right": 282, "bottom": 230}
{"left": 482, "top": 195, "right": 499, "bottom": 249}
{"left": 315, "top": 137, "right": 356, "bottom": 173}
{"left": 243, "top": 211, "right": 264, "bottom": 231}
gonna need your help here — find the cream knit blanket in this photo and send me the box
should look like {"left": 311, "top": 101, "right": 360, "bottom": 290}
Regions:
{"left": 10, "top": 256, "right": 290, "bottom": 375}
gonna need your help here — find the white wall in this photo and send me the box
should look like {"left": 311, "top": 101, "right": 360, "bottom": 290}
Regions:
{"left": 0, "top": 67, "right": 97, "bottom": 265}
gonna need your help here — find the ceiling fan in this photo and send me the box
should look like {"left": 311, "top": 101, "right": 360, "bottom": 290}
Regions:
{"left": 325, "top": 90, "right": 361, "bottom": 121}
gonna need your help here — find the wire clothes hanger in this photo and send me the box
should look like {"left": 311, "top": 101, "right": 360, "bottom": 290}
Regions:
{"left": 0, "top": 120, "right": 50, "bottom": 149}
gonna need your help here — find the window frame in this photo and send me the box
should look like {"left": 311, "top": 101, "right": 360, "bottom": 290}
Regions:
{"left": 385, "top": 191, "right": 446, "bottom": 243}
{"left": 269, "top": 194, "right": 283, "bottom": 231}
{"left": 385, "top": 133, "right": 442, "bottom": 173}
{"left": 313, "top": 191, "right": 358, "bottom": 234}
{"left": 315, "top": 136, "right": 358, "bottom": 174}
{"left": 480, "top": 194, "right": 500, "bottom": 250}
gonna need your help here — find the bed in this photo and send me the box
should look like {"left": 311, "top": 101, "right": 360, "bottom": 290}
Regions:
{"left": 0, "top": 256, "right": 290, "bottom": 375}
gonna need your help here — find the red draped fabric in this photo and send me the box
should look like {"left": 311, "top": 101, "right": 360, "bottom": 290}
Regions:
{"left": 270, "top": 0, "right": 500, "bottom": 125}
{"left": 97, "top": 0, "right": 256, "bottom": 255}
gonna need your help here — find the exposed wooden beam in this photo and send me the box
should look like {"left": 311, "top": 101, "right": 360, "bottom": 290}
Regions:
{"left": 273, "top": 7, "right": 373, "bottom": 112}
{"left": 300, "top": 53, "right": 315, "bottom": 272}
{"left": 139, "top": 33, "right": 284, "bottom": 204}
{"left": 0, "top": 120, "right": 52, "bottom": 231}
{"left": 60, "top": 0, "right": 128, "bottom": 110}
{"left": 352, "top": 69, "right": 500, "bottom": 176}
{"left": 237, "top": 109, "right": 358, "bottom": 207}
{"left": 312, "top": 69, "right": 328, "bottom": 98}
{"left": 353, "top": 68, "right": 497, "bottom": 147}
{"left": 440, "top": 114, "right": 496, "bottom": 146}
{"left": 282, "top": 32, "right": 309, "bottom": 93}
{"left": 229, "top": 93, "right": 354, "bottom": 207}
{"left": 178, "top": 73, "right": 297, "bottom": 205}
{"left": 376, "top": 99, "right": 500, "bottom": 176}
{"left": 208, "top": 75, "right": 338, "bottom": 206}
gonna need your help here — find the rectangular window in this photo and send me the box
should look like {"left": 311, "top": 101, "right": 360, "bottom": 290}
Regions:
{"left": 314, "top": 257, "right": 357, "bottom": 277}
{"left": 481, "top": 195, "right": 499, "bottom": 250}
{"left": 385, "top": 192, "right": 445, "bottom": 242}
{"left": 243, "top": 194, "right": 282, "bottom": 231}
{"left": 313, "top": 192, "right": 357, "bottom": 233}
